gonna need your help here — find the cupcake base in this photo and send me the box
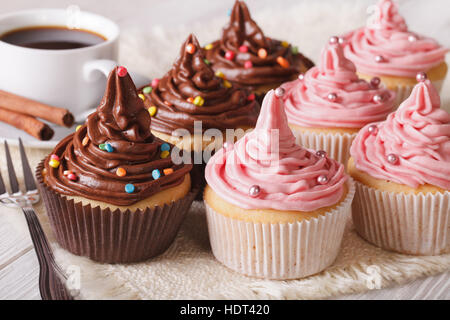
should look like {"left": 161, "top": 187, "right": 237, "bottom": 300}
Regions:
{"left": 290, "top": 124, "right": 358, "bottom": 167}
{"left": 36, "top": 161, "right": 198, "bottom": 264}
{"left": 352, "top": 180, "right": 450, "bottom": 256}
{"left": 204, "top": 180, "right": 355, "bottom": 280}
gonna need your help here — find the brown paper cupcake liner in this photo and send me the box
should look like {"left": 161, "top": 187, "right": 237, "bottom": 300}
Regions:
{"left": 36, "top": 160, "right": 198, "bottom": 263}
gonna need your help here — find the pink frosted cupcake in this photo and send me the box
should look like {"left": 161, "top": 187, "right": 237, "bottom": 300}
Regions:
{"left": 342, "top": 0, "right": 448, "bottom": 107}
{"left": 282, "top": 37, "right": 395, "bottom": 166}
{"left": 204, "top": 89, "right": 355, "bottom": 279}
{"left": 349, "top": 75, "right": 450, "bottom": 255}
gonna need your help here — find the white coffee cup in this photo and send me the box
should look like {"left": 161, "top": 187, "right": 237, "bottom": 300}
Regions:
{"left": 0, "top": 8, "right": 148, "bottom": 121}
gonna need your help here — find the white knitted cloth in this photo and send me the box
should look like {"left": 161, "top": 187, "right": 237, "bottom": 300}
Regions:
{"left": 2, "top": 0, "right": 449, "bottom": 299}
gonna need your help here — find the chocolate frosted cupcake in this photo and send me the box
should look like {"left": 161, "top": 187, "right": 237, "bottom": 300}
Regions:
{"left": 37, "top": 66, "right": 195, "bottom": 263}
{"left": 205, "top": 0, "right": 314, "bottom": 102}
{"left": 139, "top": 34, "right": 259, "bottom": 190}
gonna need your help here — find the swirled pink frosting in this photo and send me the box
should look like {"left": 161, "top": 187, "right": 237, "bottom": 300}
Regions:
{"left": 205, "top": 89, "right": 348, "bottom": 211}
{"left": 343, "top": 0, "right": 448, "bottom": 78}
{"left": 282, "top": 40, "right": 395, "bottom": 128}
{"left": 351, "top": 79, "right": 450, "bottom": 190}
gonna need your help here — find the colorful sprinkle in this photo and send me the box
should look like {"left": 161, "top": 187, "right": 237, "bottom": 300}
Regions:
{"left": 105, "top": 143, "right": 114, "bottom": 153}
{"left": 117, "top": 66, "right": 128, "bottom": 77}
{"left": 291, "top": 46, "right": 299, "bottom": 55}
{"left": 187, "top": 97, "right": 194, "bottom": 103}
{"left": 281, "top": 41, "right": 289, "bottom": 48}
{"left": 204, "top": 43, "right": 213, "bottom": 50}
{"left": 160, "top": 150, "right": 170, "bottom": 159}
{"left": 76, "top": 125, "right": 82, "bottom": 131}
{"left": 227, "top": 8, "right": 232, "bottom": 16}
{"left": 67, "top": 173, "right": 77, "bottom": 181}
{"left": 215, "top": 70, "right": 225, "bottom": 79}
{"left": 244, "top": 61, "right": 253, "bottom": 69}
{"left": 142, "top": 86, "right": 152, "bottom": 94}
{"left": 148, "top": 106, "right": 157, "bottom": 117}
{"left": 116, "top": 167, "right": 126, "bottom": 177}
{"left": 225, "top": 50, "right": 235, "bottom": 61}
{"left": 138, "top": 93, "right": 146, "bottom": 101}
{"left": 164, "top": 100, "right": 172, "bottom": 106}
{"left": 186, "top": 43, "right": 196, "bottom": 54}
{"left": 125, "top": 183, "right": 135, "bottom": 193}
{"left": 49, "top": 159, "right": 60, "bottom": 169}
{"left": 204, "top": 58, "right": 211, "bottom": 65}
{"left": 99, "top": 143, "right": 106, "bottom": 151}
{"left": 223, "top": 80, "right": 232, "bottom": 88}
{"left": 239, "top": 45, "right": 248, "bottom": 53}
{"left": 276, "top": 56, "right": 290, "bottom": 68}
{"left": 247, "top": 93, "right": 255, "bottom": 101}
{"left": 258, "top": 48, "right": 268, "bottom": 59}
{"left": 161, "top": 143, "right": 171, "bottom": 151}
{"left": 82, "top": 136, "right": 89, "bottom": 146}
{"left": 152, "top": 169, "right": 161, "bottom": 180}
{"left": 193, "top": 96, "right": 205, "bottom": 106}
{"left": 151, "top": 78, "right": 160, "bottom": 88}
{"left": 63, "top": 170, "right": 71, "bottom": 176}
{"left": 163, "top": 168, "right": 173, "bottom": 175}
{"left": 50, "top": 154, "right": 60, "bottom": 161}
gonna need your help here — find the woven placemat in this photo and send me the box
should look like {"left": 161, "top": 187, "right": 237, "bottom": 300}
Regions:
{"left": 2, "top": 0, "right": 450, "bottom": 299}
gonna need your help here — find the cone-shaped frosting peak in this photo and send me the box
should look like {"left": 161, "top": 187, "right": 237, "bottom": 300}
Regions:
{"left": 369, "top": 0, "right": 407, "bottom": 31}
{"left": 173, "top": 34, "right": 221, "bottom": 91}
{"left": 255, "top": 89, "right": 295, "bottom": 146}
{"left": 140, "top": 33, "right": 260, "bottom": 135}
{"left": 205, "top": 88, "right": 348, "bottom": 212}
{"left": 44, "top": 66, "right": 192, "bottom": 206}
{"left": 91, "top": 67, "right": 152, "bottom": 143}
{"left": 399, "top": 79, "right": 441, "bottom": 114}
{"left": 222, "top": 0, "right": 267, "bottom": 50}
{"left": 351, "top": 79, "right": 450, "bottom": 189}
{"left": 282, "top": 39, "right": 395, "bottom": 129}
{"left": 318, "top": 42, "right": 357, "bottom": 77}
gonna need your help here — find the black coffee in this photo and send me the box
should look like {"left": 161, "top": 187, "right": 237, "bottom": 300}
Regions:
{"left": 0, "top": 26, "right": 106, "bottom": 50}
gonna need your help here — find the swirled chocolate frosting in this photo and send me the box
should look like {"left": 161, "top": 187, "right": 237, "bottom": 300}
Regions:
{"left": 139, "top": 34, "right": 260, "bottom": 135}
{"left": 205, "top": 0, "right": 314, "bottom": 88}
{"left": 44, "top": 67, "right": 192, "bottom": 206}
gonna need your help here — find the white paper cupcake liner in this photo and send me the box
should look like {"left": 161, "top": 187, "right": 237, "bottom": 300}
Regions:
{"left": 204, "top": 179, "right": 355, "bottom": 280}
{"left": 388, "top": 79, "right": 444, "bottom": 109}
{"left": 291, "top": 129, "right": 357, "bottom": 168}
{"left": 352, "top": 180, "right": 450, "bottom": 256}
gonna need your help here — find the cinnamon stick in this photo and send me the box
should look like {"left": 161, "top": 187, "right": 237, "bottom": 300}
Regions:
{"left": 0, "top": 106, "right": 54, "bottom": 140}
{"left": 0, "top": 90, "right": 74, "bottom": 127}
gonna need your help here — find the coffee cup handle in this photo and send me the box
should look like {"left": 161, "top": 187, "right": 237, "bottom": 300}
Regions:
{"left": 83, "top": 59, "right": 150, "bottom": 88}
{"left": 77, "top": 59, "right": 151, "bottom": 122}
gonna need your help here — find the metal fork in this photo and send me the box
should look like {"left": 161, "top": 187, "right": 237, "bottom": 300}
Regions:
{"left": 0, "top": 139, "right": 72, "bottom": 300}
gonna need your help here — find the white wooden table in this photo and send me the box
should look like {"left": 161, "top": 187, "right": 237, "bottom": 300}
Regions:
{"left": 0, "top": 0, "right": 449, "bottom": 300}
